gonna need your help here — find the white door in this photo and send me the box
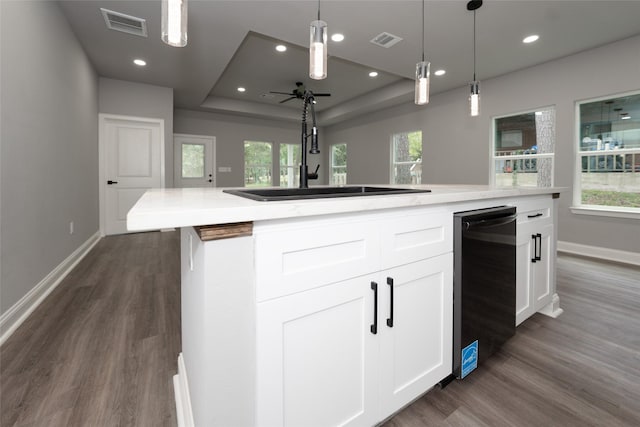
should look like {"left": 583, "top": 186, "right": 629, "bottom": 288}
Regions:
{"left": 100, "top": 115, "right": 164, "bottom": 235}
{"left": 174, "top": 134, "right": 216, "bottom": 187}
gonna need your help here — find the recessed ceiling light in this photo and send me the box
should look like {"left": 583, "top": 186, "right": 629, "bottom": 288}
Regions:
{"left": 523, "top": 35, "right": 539, "bottom": 44}
{"left": 237, "top": 87, "right": 246, "bottom": 93}
{"left": 621, "top": 113, "right": 631, "bottom": 120}
{"left": 369, "top": 71, "right": 378, "bottom": 77}
{"left": 133, "top": 58, "right": 146, "bottom": 66}
{"left": 275, "top": 44, "right": 287, "bottom": 52}
{"left": 331, "top": 33, "right": 345, "bottom": 42}
{"left": 434, "top": 69, "right": 446, "bottom": 76}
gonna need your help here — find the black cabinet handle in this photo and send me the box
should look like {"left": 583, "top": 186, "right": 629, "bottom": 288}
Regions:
{"left": 370, "top": 281, "right": 378, "bottom": 335}
{"left": 531, "top": 234, "right": 538, "bottom": 263}
{"left": 535, "top": 233, "right": 542, "bottom": 261}
{"left": 386, "top": 277, "right": 394, "bottom": 328}
{"left": 107, "top": 180, "right": 118, "bottom": 185}
{"left": 527, "top": 212, "right": 543, "bottom": 219}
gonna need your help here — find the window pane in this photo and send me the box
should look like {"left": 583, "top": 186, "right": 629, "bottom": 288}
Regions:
{"left": 279, "top": 144, "right": 301, "bottom": 188}
{"left": 330, "top": 143, "right": 347, "bottom": 185}
{"left": 391, "top": 131, "right": 421, "bottom": 184}
{"left": 493, "top": 107, "right": 555, "bottom": 188}
{"left": 244, "top": 141, "right": 272, "bottom": 187}
{"left": 182, "top": 143, "right": 205, "bottom": 178}
{"left": 578, "top": 93, "right": 640, "bottom": 209}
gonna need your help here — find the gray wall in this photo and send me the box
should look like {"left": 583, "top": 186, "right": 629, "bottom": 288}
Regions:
{"left": 0, "top": 1, "right": 99, "bottom": 314}
{"left": 174, "top": 109, "right": 324, "bottom": 187}
{"left": 98, "top": 78, "right": 174, "bottom": 187}
{"left": 326, "top": 35, "right": 640, "bottom": 253}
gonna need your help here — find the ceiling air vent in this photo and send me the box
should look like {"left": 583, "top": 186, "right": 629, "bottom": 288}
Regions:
{"left": 370, "top": 32, "right": 403, "bottom": 48}
{"left": 100, "top": 8, "right": 148, "bottom": 37}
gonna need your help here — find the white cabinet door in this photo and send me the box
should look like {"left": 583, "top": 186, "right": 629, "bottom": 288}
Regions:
{"left": 516, "top": 219, "right": 554, "bottom": 326}
{"left": 532, "top": 222, "right": 553, "bottom": 311}
{"left": 378, "top": 254, "right": 453, "bottom": 416}
{"left": 516, "top": 223, "right": 535, "bottom": 325}
{"left": 256, "top": 276, "right": 379, "bottom": 427}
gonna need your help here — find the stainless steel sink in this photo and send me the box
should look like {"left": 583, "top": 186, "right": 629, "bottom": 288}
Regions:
{"left": 223, "top": 186, "right": 431, "bottom": 201}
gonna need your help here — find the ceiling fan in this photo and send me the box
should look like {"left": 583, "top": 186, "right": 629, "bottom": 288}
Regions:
{"left": 270, "top": 81, "right": 331, "bottom": 104}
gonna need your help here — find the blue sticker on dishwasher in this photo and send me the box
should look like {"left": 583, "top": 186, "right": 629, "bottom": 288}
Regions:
{"left": 461, "top": 340, "right": 478, "bottom": 378}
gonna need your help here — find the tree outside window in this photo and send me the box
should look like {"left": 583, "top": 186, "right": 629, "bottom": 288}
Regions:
{"left": 280, "top": 143, "right": 301, "bottom": 188}
{"left": 330, "top": 143, "right": 347, "bottom": 185}
{"left": 244, "top": 141, "right": 272, "bottom": 187}
{"left": 391, "top": 131, "right": 422, "bottom": 184}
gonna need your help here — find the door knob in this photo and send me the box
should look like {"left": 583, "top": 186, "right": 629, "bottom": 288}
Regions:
{"left": 107, "top": 180, "right": 118, "bottom": 185}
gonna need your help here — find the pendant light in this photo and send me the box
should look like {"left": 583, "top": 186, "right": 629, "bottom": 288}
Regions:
{"left": 161, "top": 0, "right": 188, "bottom": 47}
{"left": 467, "top": 1, "right": 482, "bottom": 116}
{"left": 414, "top": 0, "right": 430, "bottom": 105}
{"left": 310, "top": 0, "right": 327, "bottom": 80}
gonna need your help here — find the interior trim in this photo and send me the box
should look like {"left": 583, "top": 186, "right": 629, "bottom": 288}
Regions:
{"left": 0, "top": 231, "right": 102, "bottom": 346}
{"left": 557, "top": 240, "right": 640, "bottom": 266}
{"left": 174, "top": 353, "right": 195, "bottom": 427}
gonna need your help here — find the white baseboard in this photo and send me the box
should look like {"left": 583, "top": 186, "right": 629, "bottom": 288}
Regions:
{"left": 174, "top": 353, "right": 195, "bottom": 427}
{"left": 0, "top": 231, "right": 102, "bottom": 346}
{"left": 557, "top": 240, "right": 640, "bottom": 266}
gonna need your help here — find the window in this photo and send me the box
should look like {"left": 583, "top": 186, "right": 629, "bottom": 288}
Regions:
{"left": 181, "top": 143, "right": 205, "bottom": 178}
{"left": 244, "top": 141, "right": 272, "bottom": 187}
{"left": 492, "top": 107, "right": 555, "bottom": 188}
{"left": 279, "top": 143, "right": 300, "bottom": 188}
{"left": 330, "top": 143, "right": 347, "bottom": 185}
{"left": 391, "top": 131, "right": 422, "bottom": 184}
{"left": 574, "top": 92, "right": 640, "bottom": 216}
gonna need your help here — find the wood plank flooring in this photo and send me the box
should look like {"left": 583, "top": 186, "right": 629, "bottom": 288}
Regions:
{"left": 384, "top": 255, "right": 640, "bottom": 427}
{"left": 1, "top": 231, "right": 181, "bottom": 427}
{"left": 1, "top": 231, "right": 639, "bottom": 426}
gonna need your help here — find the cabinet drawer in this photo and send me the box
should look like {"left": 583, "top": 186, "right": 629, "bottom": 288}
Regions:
{"left": 516, "top": 197, "right": 553, "bottom": 225}
{"left": 380, "top": 208, "right": 452, "bottom": 269}
{"left": 255, "top": 217, "right": 381, "bottom": 302}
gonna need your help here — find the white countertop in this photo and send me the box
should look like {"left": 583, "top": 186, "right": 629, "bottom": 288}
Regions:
{"left": 126, "top": 185, "right": 564, "bottom": 232}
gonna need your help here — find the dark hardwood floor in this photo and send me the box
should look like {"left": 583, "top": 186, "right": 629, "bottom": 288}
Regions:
{"left": 1, "top": 231, "right": 639, "bottom": 426}
{"left": 1, "top": 231, "right": 181, "bottom": 427}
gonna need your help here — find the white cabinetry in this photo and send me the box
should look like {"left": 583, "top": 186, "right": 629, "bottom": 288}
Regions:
{"left": 515, "top": 197, "right": 555, "bottom": 325}
{"left": 255, "top": 208, "right": 452, "bottom": 426}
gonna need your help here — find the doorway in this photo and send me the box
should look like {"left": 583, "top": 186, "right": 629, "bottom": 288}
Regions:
{"left": 99, "top": 114, "right": 165, "bottom": 235}
{"left": 174, "top": 134, "right": 216, "bottom": 188}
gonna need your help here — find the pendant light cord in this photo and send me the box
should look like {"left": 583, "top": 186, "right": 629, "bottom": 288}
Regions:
{"left": 317, "top": 0, "right": 320, "bottom": 20}
{"left": 473, "top": 9, "right": 477, "bottom": 81}
{"left": 421, "top": 0, "right": 425, "bottom": 62}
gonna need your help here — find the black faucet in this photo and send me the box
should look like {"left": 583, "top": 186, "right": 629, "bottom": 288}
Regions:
{"left": 300, "top": 90, "right": 320, "bottom": 188}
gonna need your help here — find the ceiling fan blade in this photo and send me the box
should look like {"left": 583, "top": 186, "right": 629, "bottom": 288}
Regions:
{"left": 270, "top": 91, "right": 294, "bottom": 95}
{"left": 279, "top": 96, "right": 296, "bottom": 104}
{"left": 313, "top": 93, "right": 331, "bottom": 97}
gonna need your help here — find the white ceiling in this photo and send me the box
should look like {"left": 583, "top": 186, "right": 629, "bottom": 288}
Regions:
{"left": 58, "top": 0, "right": 640, "bottom": 125}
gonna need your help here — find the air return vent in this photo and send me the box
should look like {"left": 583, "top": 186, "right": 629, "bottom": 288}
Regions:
{"left": 101, "top": 8, "right": 148, "bottom": 37}
{"left": 370, "top": 32, "right": 403, "bottom": 48}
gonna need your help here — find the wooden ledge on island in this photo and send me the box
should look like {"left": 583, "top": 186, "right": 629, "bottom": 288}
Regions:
{"left": 194, "top": 221, "right": 253, "bottom": 241}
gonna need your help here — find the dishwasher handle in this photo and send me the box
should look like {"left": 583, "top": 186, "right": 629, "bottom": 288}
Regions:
{"left": 464, "top": 214, "right": 517, "bottom": 230}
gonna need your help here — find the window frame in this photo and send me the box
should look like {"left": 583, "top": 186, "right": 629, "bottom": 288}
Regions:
{"left": 572, "top": 91, "right": 640, "bottom": 220}
{"left": 329, "top": 143, "right": 347, "bottom": 186}
{"left": 244, "top": 140, "right": 273, "bottom": 187}
{"left": 390, "top": 130, "right": 422, "bottom": 185}
{"left": 279, "top": 142, "right": 300, "bottom": 188}
{"left": 490, "top": 106, "right": 556, "bottom": 189}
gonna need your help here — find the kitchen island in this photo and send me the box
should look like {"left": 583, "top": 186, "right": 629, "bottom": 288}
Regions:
{"left": 127, "top": 185, "right": 564, "bottom": 427}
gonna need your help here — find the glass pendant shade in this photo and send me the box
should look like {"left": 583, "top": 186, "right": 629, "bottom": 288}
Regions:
{"left": 469, "top": 80, "right": 480, "bottom": 117}
{"left": 415, "top": 61, "right": 430, "bottom": 105}
{"left": 162, "top": 0, "right": 188, "bottom": 47}
{"left": 309, "top": 20, "right": 327, "bottom": 80}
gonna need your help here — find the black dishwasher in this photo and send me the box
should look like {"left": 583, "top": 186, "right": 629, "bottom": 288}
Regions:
{"left": 449, "top": 206, "right": 517, "bottom": 381}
